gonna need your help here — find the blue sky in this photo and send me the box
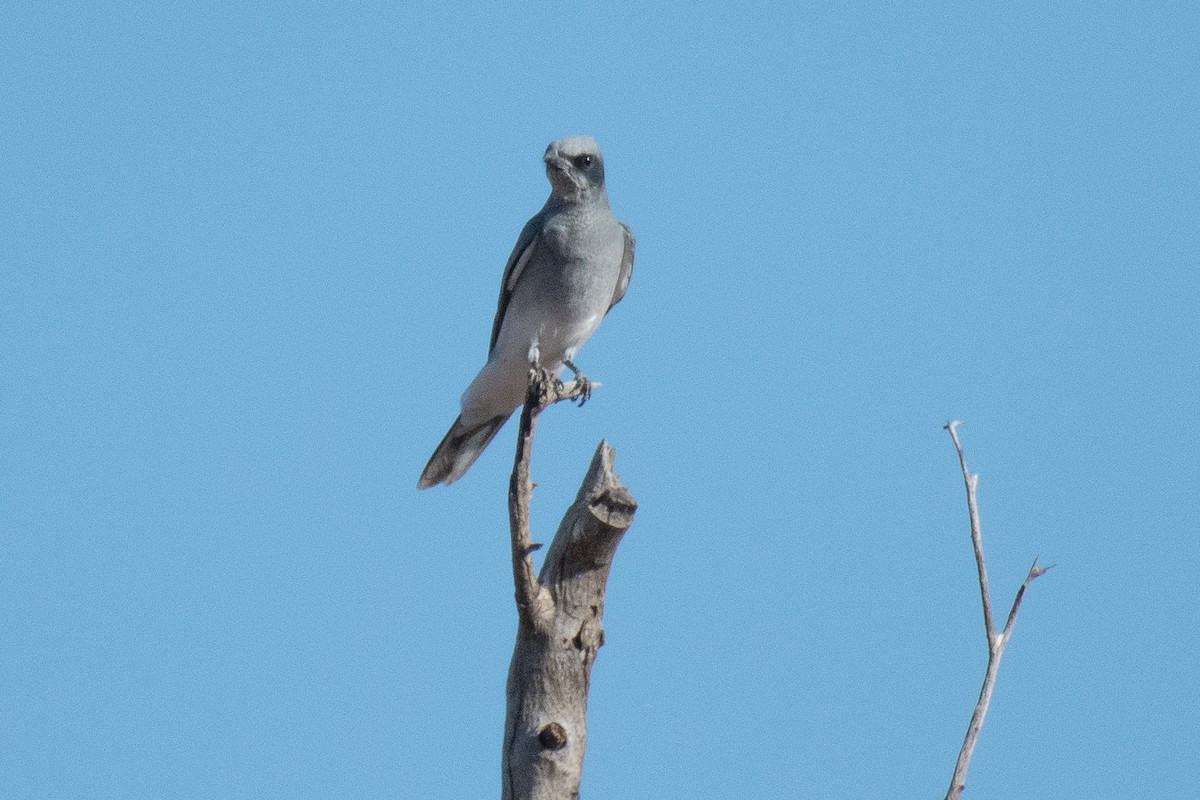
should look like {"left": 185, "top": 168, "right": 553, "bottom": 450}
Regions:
{"left": 3, "top": 2, "right": 1197, "bottom": 797}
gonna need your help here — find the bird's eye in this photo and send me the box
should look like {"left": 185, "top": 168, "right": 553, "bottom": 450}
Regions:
{"left": 575, "top": 154, "right": 594, "bottom": 168}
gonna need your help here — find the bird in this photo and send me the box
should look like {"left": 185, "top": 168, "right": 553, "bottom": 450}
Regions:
{"left": 418, "top": 135, "right": 635, "bottom": 489}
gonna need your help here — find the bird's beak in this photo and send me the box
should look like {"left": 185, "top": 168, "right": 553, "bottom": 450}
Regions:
{"left": 549, "top": 143, "right": 576, "bottom": 173}
{"left": 543, "top": 145, "right": 581, "bottom": 194}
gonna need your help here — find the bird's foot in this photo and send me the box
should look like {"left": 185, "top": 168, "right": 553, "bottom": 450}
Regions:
{"left": 526, "top": 365, "right": 562, "bottom": 407}
{"left": 563, "top": 359, "right": 593, "bottom": 406}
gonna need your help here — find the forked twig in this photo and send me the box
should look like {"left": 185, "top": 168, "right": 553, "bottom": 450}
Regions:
{"left": 943, "top": 421, "right": 1051, "bottom": 800}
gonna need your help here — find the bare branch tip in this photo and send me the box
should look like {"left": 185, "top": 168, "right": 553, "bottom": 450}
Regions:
{"left": 945, "top": 419, "right": 962, "bottom": 433}
{"left": 1027, "top": 558, "right": 1054, "bottom": 581}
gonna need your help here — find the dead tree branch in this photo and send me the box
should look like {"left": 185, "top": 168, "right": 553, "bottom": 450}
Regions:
{"left": 943, "top": 421, "right": 1051, "bottom": 800}
{"left": 502, "top": 369, "right": 637, "bottom": 800}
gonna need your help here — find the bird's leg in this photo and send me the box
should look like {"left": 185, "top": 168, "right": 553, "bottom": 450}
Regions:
{"left": 526, "top": 341, "right": 562, "bottom": 405}
{"left": 562, "top": 359, "right": 593, "bottom": 406}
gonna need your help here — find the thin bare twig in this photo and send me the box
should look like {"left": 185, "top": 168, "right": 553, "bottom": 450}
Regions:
{"left": 946, "top": 421, "right": 995, "bottom": 644}
{"left": 1002, "top": 559, "right": 1050, "bottom": 643}
{"left": 942, "top": 421, "right": 1051, "bottom": 800}
{"left": 507, "top": 369, "right": 593, "bottom": 626}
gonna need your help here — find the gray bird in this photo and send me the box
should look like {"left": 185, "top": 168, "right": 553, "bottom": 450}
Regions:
{"left": 418, "top": 135, "right": 635, "bottom": 489}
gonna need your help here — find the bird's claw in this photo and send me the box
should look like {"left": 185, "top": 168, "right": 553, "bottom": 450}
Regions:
{"left": 563, "top": 359, "right": 592, "bottom": 406}
{"left": 525, "top": 365, "right": 562, "bottom": 406}
{"left": 573, "top": 374, "right": 592, "bottom": 406}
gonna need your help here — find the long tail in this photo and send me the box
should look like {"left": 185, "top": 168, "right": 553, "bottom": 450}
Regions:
{"left": 417, "top": 413, "right": 510, "bottom": 489}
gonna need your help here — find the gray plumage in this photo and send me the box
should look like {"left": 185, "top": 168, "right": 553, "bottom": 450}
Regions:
{"left": 418, "top": 135, "right": 635, "bottom": 489}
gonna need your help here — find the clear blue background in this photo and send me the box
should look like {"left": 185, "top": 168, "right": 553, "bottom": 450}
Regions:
{"left": 3, "top": 2, "right": 1197, "bottom": 797}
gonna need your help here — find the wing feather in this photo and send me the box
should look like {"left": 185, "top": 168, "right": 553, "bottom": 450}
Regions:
{"left": 489, "top": 215, "right": 543, "bottom": 355}
{"left": 607, "top": 222, "right": 635, "bottom": 313}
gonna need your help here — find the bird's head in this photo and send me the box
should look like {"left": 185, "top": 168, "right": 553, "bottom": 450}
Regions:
{"left": 543, "top": 135, "right": 606, "bottom": 202}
